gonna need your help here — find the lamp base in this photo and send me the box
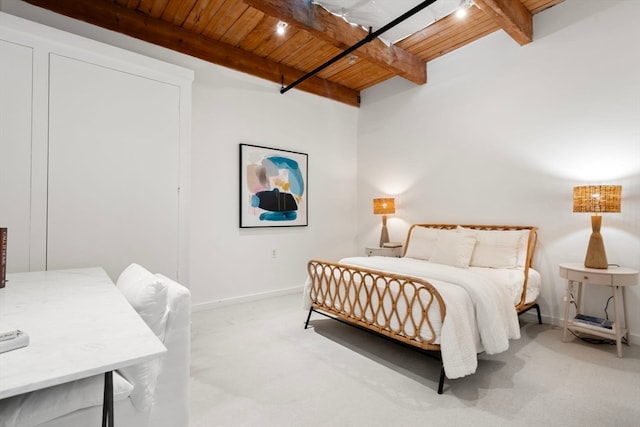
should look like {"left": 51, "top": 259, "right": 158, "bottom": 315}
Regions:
{"left": 584, "top": 215, "right": 608, "bottom": 269}
{"left": 379, "top": 215, "right": 390, "bottom": 247}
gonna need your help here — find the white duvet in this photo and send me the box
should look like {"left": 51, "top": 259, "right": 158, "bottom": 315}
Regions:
{"left": 304, "top": 256, "right": 522, "bottom": 379}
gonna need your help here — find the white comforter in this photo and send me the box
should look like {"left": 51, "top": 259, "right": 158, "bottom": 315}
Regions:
{"left": 305, "top": 256, "right": 521, "bottom": 379}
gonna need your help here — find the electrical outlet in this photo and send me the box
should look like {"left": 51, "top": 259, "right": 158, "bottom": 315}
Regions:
{"left": 271, "top": 249, "right": 277, "bottom": 258}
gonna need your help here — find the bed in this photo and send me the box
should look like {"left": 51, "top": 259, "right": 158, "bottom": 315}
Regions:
{"left": 303, "top": 224, "right": 540, "bottom": 394}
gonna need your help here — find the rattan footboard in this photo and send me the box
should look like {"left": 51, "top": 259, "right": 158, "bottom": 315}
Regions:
{"left": 306, "top": 259, "right": 446, "bottom": 351}
{"left": 305, "top": 259, "right": 447, "bottom": 392}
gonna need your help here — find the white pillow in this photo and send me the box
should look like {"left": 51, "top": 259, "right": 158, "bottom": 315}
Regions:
{"left": 430, "top": 231, "right": 476, "bottom": 268}
{"left": 404, "top": 226, "right": 441, "bottom": 260}
{"left": 515, "top": 231, "right": 532, "bottom": 267}
{"left": 115, "top": 263, "right": 168, "bottom": 411}
{"left": 459, "top": 227, "right": 529, "bottom": 268}
{"left": 116, "top": 263, "right": 168, "bottom": 338}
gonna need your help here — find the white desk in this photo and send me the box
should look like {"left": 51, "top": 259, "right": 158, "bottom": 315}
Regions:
{"left": 0, "top": 268, "right": 166, "bottom": 425}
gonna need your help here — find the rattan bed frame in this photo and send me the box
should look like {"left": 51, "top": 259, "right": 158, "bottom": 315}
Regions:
{"left": 304, "top": 224, "right": 540, "bottom": 394}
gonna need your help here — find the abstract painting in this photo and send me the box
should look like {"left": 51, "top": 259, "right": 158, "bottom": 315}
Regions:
{"left": 239, "top": 144, "right": 308, "bottom": 227}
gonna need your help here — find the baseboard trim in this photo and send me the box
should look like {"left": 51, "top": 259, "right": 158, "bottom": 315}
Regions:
{"left": 191, "top": 285, "right": 304, "bottom": 312}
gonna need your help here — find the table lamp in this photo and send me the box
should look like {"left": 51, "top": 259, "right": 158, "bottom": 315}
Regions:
{"left": 373, "top": 198, "right": 395, "bottom": 247}
{"left": 573, "top": 185, "right": 621, "bottom": 269}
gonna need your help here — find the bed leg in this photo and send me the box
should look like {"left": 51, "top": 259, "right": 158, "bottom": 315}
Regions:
{"left": 518, "top": 303, "right": 542, "bottom": 325}
{"left": 437, "top": 365, "right": 445, "bottom": 395}
{"left": 304, "top": 307, "right": 313, "bottom": 329}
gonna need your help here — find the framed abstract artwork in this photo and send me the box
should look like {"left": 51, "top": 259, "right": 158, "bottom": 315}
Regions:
{"left": 239, "top": 144, "right": 308, "bottom": 228}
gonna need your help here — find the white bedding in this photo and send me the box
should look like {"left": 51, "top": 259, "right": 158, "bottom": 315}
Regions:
{"left": 469, "top": 266, "right": 541, "bottom": 305}
{"left": 304, "top": 256, "right": 527, "bottom": 379}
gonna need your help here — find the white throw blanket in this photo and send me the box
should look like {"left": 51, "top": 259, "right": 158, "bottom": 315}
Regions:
{"left": 305, "top": 257, "right": 521, "bottom": 379}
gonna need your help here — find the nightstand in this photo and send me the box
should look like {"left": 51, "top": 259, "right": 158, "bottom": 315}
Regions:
{"left": 559, "top": 262, "right": 639, "bottom": 357}
{"left": 365, "top": 246, "right": 403, "bottom": 257}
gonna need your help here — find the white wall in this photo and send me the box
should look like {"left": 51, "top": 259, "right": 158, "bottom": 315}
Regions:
{"left": 3, "top": 0, "right": 639, "bottom": 340}
{"left": 358, "top": 0, "right": 640, "bottom": 339}
{"left": 188, "top": 73, "right": 359, "bottom": 306}
{"left": 0, "top": 0, "right": 359, "bottom": 308}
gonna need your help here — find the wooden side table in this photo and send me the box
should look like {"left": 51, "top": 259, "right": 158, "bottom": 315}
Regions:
{"left": 365, "top": 246, "right": 403, "bottom": 257}
{"left": 559, "top": 262, "right": 639, "bottom": 357}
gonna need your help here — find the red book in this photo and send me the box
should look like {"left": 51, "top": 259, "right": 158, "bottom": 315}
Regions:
{"left": 1, "top": 228, "right": 6, "bottom": 288}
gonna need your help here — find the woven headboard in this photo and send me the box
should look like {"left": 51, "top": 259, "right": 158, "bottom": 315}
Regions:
{"left": 403, "top": 224, "right": 538, "bottom": 269}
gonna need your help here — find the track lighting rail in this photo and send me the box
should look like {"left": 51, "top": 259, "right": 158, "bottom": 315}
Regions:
{"left": 280, "top": 0, "right": 438, "bottom": 95}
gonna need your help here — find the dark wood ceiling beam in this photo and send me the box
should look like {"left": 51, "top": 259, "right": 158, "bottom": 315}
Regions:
{"left": 473, "top": 0, "right": 533, "bottom": 45}
{"left": 23, "top": 0, "right": 360, "bottom": 106}
{"left": 241, "top": 0, "right": 427, "bottom": 85}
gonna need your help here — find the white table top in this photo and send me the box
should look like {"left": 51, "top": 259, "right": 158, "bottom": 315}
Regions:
{"left": 559, "top": 262, "right": 639, "bottom": 277}
{"left": 0, "top": 267, "right": 166, "bottom": 399}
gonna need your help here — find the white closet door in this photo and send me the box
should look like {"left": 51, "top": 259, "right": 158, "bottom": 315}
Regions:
{"left": 47, "top": 53, "right": 180, "bottom": 280}
{"left": 0, "top": 40, "right": 33, "bottom": 273}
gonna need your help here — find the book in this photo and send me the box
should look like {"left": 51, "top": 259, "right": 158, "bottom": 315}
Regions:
{"left": 573, "top": 314, "right": 613, "bottom": 330}
{"left": 0, "top": 330, "right": 29, "bottom": 354}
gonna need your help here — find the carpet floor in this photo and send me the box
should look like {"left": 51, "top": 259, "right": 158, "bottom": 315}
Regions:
{"left": 190, "top": 292, "right": 640, "bottom": 427}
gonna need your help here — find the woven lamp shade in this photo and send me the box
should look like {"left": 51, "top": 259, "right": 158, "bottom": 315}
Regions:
{"left": 573, "top": 185, "right": 621, "bottom": 213}
{"left": 373, "top": 198, "right": 395, "bottom": 215}
{"left": 572, "top": 185, "right": 621, "bottom": 269}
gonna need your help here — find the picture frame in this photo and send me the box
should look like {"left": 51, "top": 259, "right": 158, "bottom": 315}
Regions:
{"left": 239, "top": 143, "right": 308, "bottom": 228}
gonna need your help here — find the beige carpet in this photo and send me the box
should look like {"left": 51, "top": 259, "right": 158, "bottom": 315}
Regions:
{"left": 189, "top": 292, "right": 640, "bottom": 427}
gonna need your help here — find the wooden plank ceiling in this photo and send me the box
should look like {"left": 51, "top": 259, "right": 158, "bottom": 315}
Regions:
{"left": 24, "top": 0, "right": 564, "bottom": 107}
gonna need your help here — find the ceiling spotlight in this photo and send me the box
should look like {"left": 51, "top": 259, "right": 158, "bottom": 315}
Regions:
{"left": 456, "top": 0, "right": 473, "bottom": 18}
{"left": 276, "top": 21, "right": 288, "bottom": 36}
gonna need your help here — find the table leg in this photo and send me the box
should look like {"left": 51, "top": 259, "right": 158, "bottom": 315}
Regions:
{"left": 575, "top": 282, "right": 583, "bottom": 312}
{"left": 612, "top": 286, "right": 623, "bottom": 358}
{"left": 562, "top": 280, "right": 573, "bottom": 342}
{"left": 621, "top": 286, "right": 629, "bottom": 340}
{"left": 102, "top": 371, "right": 114, "bottom": 427}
